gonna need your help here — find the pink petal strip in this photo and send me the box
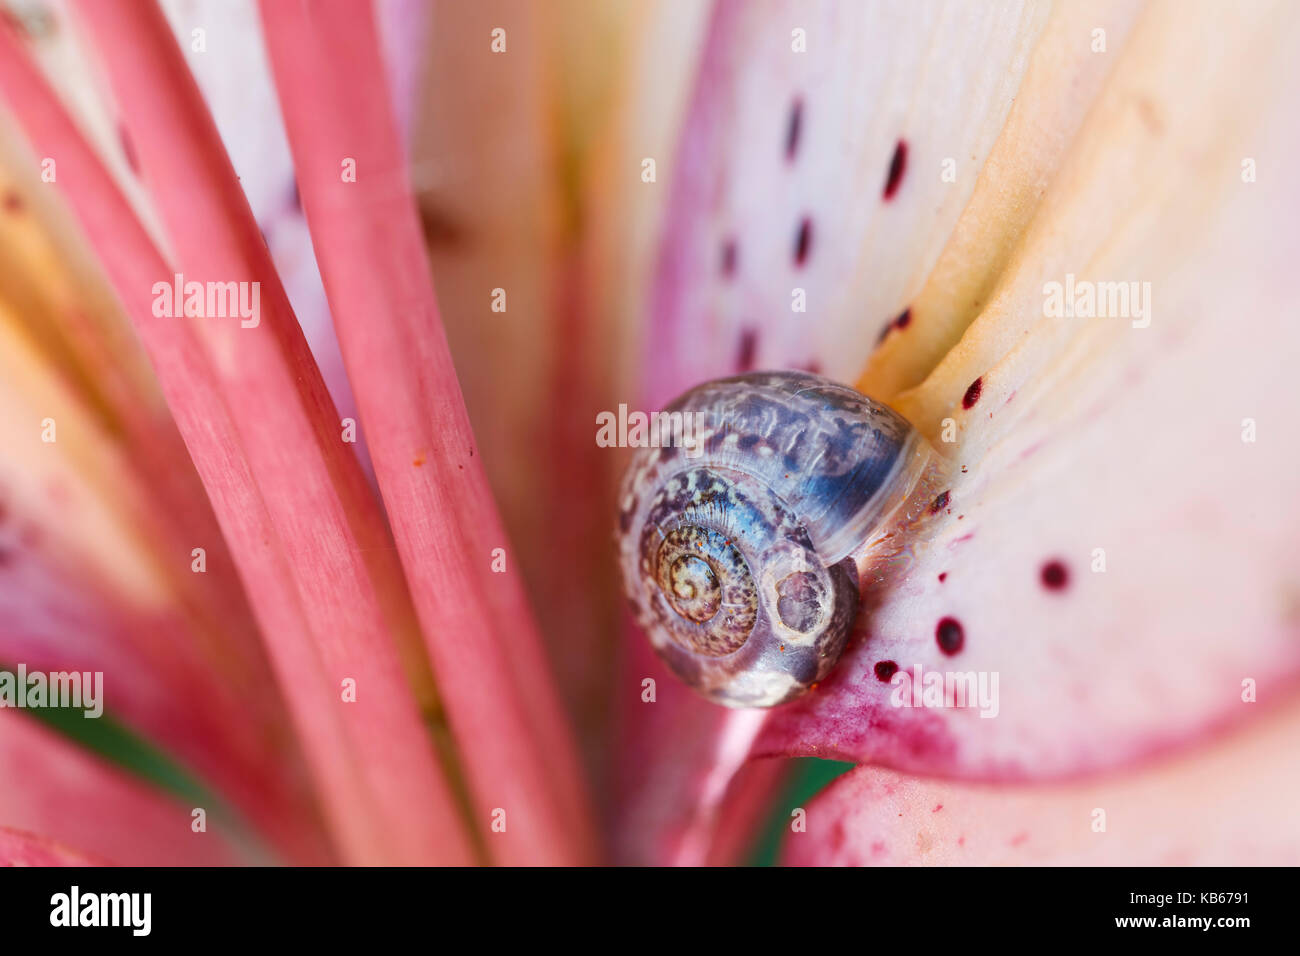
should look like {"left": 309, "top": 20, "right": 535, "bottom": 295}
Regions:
{"left": 0, "top": 827, "right": 103, "bottom": 867}
{"left": 0, "top": 553, "right": 333, "bottom": 866}
{"left": 257, "top": 0, "right": 595, "bottom": 864}
{"left": 0, "top": 715, "right": 242, "bottom": 866}
{"left": 0, "top": 7, "right": 472, "bottom": 864}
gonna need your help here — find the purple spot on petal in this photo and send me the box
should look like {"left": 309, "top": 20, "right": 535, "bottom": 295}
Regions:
{"left": 735, "top": 328, "right": 758, "bottom": 372}
{"left": 720, "top": 238, "right": 738, "bottom": 278}
{"left": 785, "top": 97, "right": 803, "bottom": 162}
{"left": 883, "top": 139, "right": 908, "bottom": 201}
{"left": 793, "top": 216, "right": 812, "bottom": 267}
{"left": 936, "top": 616, "right": 964, "bottom": 655}
{"left": 1041, "top": 559, "right": 1069, "bottom": 592}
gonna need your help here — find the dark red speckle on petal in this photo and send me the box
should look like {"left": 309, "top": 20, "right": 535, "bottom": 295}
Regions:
{"left": 1041, "top": 559, "right": 1069, "bottom": 592}
{"left": 829, "top": 817, "right": 846, "bottom": 852}
{"left": 938, "top": 572, "right": 947, "bottom": 583}
{"left": 735, "top": 328, "right": 758, "bottom": 372}
{"left": 119, "top": 124, "right": 139, "bottom": 175}
{"left": 785, "top": 97, "right": 803, "bottom": 162}
{"left": 962, "top": 376, "right": 983, "bottom": 410}
{"left": 930, "top": 490, "right": 950, "bottom": 514}
{"left": 720, "top": 237, "right": 738, "bottom": 278}
{"left": 874, "top": 660, "right": 898, "bottom": 682}
{"left": 794, "top": 216, "right": 812, "bottom": 267}
{"left": 879, "top": 307, "right": 913, "bottom": 345}
{"left": 883, "top": 139, "right": 908, "bottom": 201}
{"left": 936, "top": 616, "right": 964, "bottom": 655}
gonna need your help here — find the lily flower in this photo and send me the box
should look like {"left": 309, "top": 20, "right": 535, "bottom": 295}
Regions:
{"left": 0, "top": 0, "right": 1296, "bottom": 867}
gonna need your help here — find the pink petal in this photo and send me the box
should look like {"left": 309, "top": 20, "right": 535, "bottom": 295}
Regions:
{"left": 0, "top": 827, "right": 103, "bottom": 867}
{"left": 0, "top": 715, "right": 245, "bottom": 865}
{"left": 761, "top": 2, "right": 1300, "bottom": 776}
{"left": 154, "top": 0, "right": 370, "bottom": 479}
{"left": 0, "top": 168, "right": 329, "bottom": 864}
{"left": 257, "top": 0, "right": 594, "bottom": 863}
{"left": 623, "top": 0, "right": 1300, "bottom": 860}
{"left": 409, "top": 0, "right": 639, "bottom": 806}
{"left": 785, "top": 698, "right": 1300, "bottom": 865}
{"left": 618, "top": 0, "right": 1062, "bottom": 865}
{"left": 1, "top": 4, "right": 472, "bottom": 864}
{"left": 641, "top": 0, "right": 1058, "bottom": 404}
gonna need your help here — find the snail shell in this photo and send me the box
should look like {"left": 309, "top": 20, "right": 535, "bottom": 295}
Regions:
{"left": 617, "top": 371, "right": 943, "bottom": 708}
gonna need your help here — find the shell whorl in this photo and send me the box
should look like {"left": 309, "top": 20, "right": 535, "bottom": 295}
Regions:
{"left": 617, "top": 371, "right": 934, "bottom": 708}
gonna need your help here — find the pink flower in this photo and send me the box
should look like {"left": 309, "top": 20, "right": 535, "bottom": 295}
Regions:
{"left": 0, "top": 0, "right": 1297, "bottom": 866}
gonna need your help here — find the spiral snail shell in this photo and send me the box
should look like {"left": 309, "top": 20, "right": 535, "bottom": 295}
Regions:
{"left": 617, "top": 371, "right": 945, "bottom": 708}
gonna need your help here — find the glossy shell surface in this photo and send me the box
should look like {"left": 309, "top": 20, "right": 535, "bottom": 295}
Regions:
{"left": 617, "top": 371, "right": 927, "bottom": 707}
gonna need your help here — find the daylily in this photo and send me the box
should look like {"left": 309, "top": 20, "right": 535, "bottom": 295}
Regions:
{"left": 0, "top": 0, "right": 1297, "bottom": 868}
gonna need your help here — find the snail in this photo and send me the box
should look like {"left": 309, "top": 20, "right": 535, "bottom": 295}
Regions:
{"left": 616, "top": 371, "right": 948, "bottom": 708}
